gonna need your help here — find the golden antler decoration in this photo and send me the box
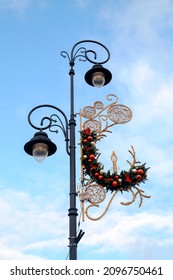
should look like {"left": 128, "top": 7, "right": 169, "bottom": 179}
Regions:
{"left": 79, "top": 94, "right": 150, "bottom": 221}
{"left": 127, "top": 145, "right": 141, "bottom": 167}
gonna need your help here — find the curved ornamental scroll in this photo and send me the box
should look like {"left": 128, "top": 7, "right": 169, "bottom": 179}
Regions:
{"left": 27, "top": 104, "right": 70, "bottom": 155}
{"left": 61, "top": 39, "right": 110, "bottom": 66}
{"left": 79, "top": 94, "right": 150, "bottom": 221}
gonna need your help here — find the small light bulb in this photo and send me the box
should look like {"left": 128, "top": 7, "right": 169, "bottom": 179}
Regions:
{"left": 92, "top": 72, "right": 105, "bottom": 88}
{"left": 32, "top": 143, "right": 48, "bottom": 163}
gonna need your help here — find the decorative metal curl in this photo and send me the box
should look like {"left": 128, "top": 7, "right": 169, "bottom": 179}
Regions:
{"left": 28, "top": 104, "right": 70, "bottom": 155}
{"left": 61, "top": 40, "right": 110, "bottom": 65}
{"left": 85, "top": 190, "right": 118, "bottom": 221}
{"left": 84, "top": 186, "right": 151, "bottom": 221}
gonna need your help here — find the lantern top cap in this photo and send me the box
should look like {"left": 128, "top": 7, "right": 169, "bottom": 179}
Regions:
{"left": 85, "top": 63, "right": 112, "bottom": 87}
{"left": 24, "top": 131, "right": 57, "bottom": 157}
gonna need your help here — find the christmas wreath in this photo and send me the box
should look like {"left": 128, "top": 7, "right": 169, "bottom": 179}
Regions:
{"left": 81, "top": 127, "right": 149, "bottom": 192}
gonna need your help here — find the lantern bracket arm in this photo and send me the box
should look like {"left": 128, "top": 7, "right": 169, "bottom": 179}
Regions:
{"left": 27, "top": 104, "right": 70, "bottom": 156}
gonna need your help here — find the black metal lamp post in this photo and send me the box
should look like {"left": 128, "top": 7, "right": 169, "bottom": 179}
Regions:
{"left": 24, "top": 40, "right": 112, "bottom": 260}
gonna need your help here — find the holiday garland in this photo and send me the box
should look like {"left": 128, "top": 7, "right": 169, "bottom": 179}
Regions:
{"left": 81, "top": 127, "right": 149, "bottom": 192}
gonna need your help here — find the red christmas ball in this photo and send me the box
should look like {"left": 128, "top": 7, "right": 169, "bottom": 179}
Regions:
{"left": 136, "top": 174, "right": 142, "bottom": 181}
{"left": 137, "top": 169, "right": 144, "bottom": 175}
{"left": 87, "top": 136, "right": 93, "bottom": 141}
{"left": 112, "top": 181, "right": 118, "bottom": 187}
{"left": 84, "top": 128, "right": 91, "bottom": 135}
{"left": 98, "top": 175, "right": 103, "bottom": 180}
{"left": 83, "top": 139, "right": 87, "bottom": 144}
{"left": 89, "top": 154, "right": 95, "bottom": 160}
{"left": 94, "top": 172, "right": 99, "bottom": 178}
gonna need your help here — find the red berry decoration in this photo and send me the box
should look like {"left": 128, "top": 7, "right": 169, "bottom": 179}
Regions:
{"left": 137, "top": 169, "right": 144, "bottom": 175}
{"left": 89, "top": 154, "right": 95, "bottom": 160}
{"left": 112, "top": 181, "right": 118, "bottom": 187}
{"left": 94, "top": 172, "right": 99, "bottom": 178}
{"left": 87, "top": 136, "right": 93, "bottom": 141}
{"left": 84, "top": 128, "right": 91, "bottom": 135}
{"left": 83, "top": 139, "right": 87, "bottom": 143}
{"left": 136, "top": 174, "right": 142, "bottom": 181}
{"left": 98, "top": 175, "right": 103, "bottom": 180}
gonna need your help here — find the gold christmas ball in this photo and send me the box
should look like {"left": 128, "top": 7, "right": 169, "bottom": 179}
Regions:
{"left": 131, "top": 169, "right": 137, "bottom": 173}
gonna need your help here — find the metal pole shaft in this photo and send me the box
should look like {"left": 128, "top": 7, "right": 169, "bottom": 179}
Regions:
{"left": 68, "top": 65, "right": 77, "bottom": 260}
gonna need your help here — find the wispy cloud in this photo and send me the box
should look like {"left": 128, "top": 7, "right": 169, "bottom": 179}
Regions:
{"left": 0, "top": 0, "right": 32, "bottom": 13}
{"left": 0, "top": 244, "right": 43, "bottom": 260}
{"left": 0, "top": 0, "right": 47, "bottom": 14}
{"left": 0, "top": 189, "right": 68, "bottom": 259}
{"left": 99, "top": 0, "right": 173, "bottom": 43}
{"left": 81, "top": 210, "right": 173, "bottom": 259}
{"left": 75, "top": 0, "right": 92, "bottom": 8}
{"left": 1, "top": 187, "right": 172, "bottom": 259}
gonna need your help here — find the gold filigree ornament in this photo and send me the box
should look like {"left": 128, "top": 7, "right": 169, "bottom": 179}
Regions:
{"left": 79, "top": 94, "right": 150, "bottom": 221}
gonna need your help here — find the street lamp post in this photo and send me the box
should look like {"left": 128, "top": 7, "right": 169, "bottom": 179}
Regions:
{"left": 24, "top": 40, "right": 112, "bottom": 260}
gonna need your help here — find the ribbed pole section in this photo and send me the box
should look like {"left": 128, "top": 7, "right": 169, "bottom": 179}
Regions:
{"left": 68, "top": 65, "right": 78, "bottom": 260}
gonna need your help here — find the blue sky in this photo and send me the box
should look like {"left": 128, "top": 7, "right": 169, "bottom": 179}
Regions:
{"left": 0, "top": 0, "right": 173, "bottom": 260}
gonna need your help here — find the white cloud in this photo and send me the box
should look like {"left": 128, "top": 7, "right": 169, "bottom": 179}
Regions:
{"left": 0, "top": 0, "right": 48, "bottom": 14}
{"left": 0, "top": 0, "right": 32, "bottom": 13}
{"left": 0, "top": 189, "right": 68, "bottom": 259}
{"left": 133, "top": 75, "right": 173, "bottom": 127}
{"left": 99, "top": 0, "right": 173, "bottom": 43}
{"left": 1, "top": 187, "right": 173, "bottom": 259}
{"left": 118, "top": 60, "right": 156, "bottom": 97}
{"left": 81, "top": 210, "right": 173, "bottom": 258}
{"left": 75, "top": 0, "right": 92, "bottom": 8}
{"left": 0, "top": 244, "right": 43, "bottom": 260}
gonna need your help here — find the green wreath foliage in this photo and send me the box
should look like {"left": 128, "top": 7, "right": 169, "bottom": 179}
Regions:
{"left": 81, "top": 127, "right": 149, "bottom": 192}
